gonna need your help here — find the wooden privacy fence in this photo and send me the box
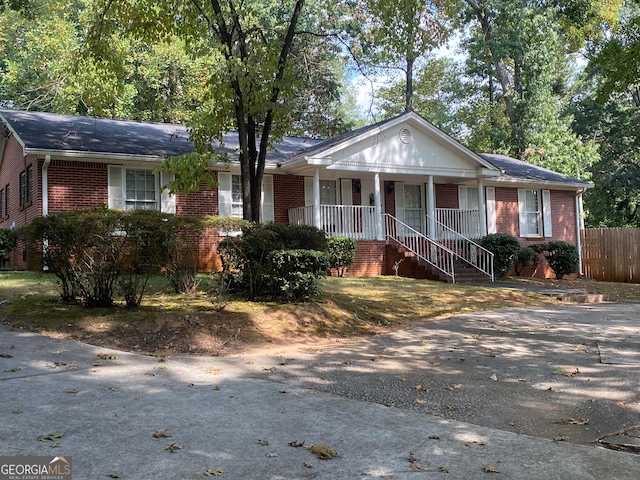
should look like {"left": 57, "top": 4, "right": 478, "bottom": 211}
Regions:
{"left": 581, "top": 228, "right": 640, "bottom": 283}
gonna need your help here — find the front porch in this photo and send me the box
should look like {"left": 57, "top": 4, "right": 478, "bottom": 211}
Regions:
{"left": 288, "top": 204, "right": 494, "bottom": 283}
{"left": 287, "top": 204, "right": 483, "bottom": 241}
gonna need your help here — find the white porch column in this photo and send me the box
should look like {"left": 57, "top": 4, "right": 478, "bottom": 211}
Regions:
{"left": 427, "top": 175, "right": 435, "bottom": 238}
{"left": 313, "top": 168, "right": 321, "bottom": 230}
{"left": 374, "top": 172, "right": 383, "bottom": 240}
{"left": 477, "top": 176, "right": 487, "bottom": 237}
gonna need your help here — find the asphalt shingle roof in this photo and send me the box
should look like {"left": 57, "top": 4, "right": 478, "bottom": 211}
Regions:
{"left": 0, "top": 110, "right": 590, "bottom": 188}
{"left": 0, "top": 110, "right": 321, "bottom": 162}
{"left": 479, "top": 153, "right": 591, "bottom": 188}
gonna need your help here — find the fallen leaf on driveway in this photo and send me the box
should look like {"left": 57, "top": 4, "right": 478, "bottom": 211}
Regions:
{"left": 97, "top": 353, "right": 117, "bottom": 360}
{"left": 414, "top": 398, "right": 427, "bottom": 404}
{"left": 408, "top": 452, "right": 429, "bottom": 470}
{"left": 165, "top": 442, "right": 182, "bottom": 452}
{"left": 483, "top": 465, "right": 500, "bottom": 473}
{"left": 289, "top": 440, "right": 305, "bottom": 447}
{"left": 153, "top": 429, "right": 172, "bottom": 438}
{"left": 203, "top": 467, "right": 226, "bottom": 476}
{"left": 554, "top": 418, "right": 589, "bottom": 425}
{"left": 309, "top": 443, "right": 338, "bottom": 459}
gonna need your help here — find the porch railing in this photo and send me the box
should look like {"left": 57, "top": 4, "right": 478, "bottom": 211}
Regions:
{"left": 288, "top": 205, "right": 378, "bottom": 240}
{"left": 427, "top": 214, "right": 494, "bottom": 281}
{"left": 384, "top": 213, "right": 456, "bottom": 282}
{"left": 434, "top": 208, "right": 481, "bottom": 240}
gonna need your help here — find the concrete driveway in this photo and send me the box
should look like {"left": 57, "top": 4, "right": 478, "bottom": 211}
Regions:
{"left": 1, "top": 303, "right": 640, "bottom": 479}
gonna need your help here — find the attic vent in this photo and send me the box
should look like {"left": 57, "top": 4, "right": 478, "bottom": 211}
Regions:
{"left": 399, "top": 128, "right": 412, "bottom": 144}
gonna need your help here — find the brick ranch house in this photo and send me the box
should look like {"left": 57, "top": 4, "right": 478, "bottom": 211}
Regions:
{"left": 0, "top": 109, "right": 591, "bottom": 281}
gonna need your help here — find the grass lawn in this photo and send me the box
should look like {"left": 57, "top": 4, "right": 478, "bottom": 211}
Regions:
{"left": 1, "top": 271, "right": 638, "bottom": 356}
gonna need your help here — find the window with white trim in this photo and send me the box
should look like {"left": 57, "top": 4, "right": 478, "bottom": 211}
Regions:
{"left": 19, "top": 165, "right": 32, "bottom": 208}
{"left": 3, "top": 184, "right": 9, "bottom": 218}
{"left": 459, "top": 186, "right": 479, "bottom": 210}
{"left": 231, "top": 174, "right": 243, "bottom": 218}
{"left": 404, "top": 184, "right": 423, "bottom": 232}
{"left": 125, "top": 169, "right": 157, "bottom": 210}
{"left": 320, "top": 179, "right": 337, "bottom": 205}
{"left": 523, "top": 190, "right": 541, "bottom": 236}
{"left": 518, "top": 189, "right": 552, "bottom": 238}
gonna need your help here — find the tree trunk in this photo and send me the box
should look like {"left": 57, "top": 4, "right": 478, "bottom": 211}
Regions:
{"left": 405, "top": 57, "right": 415, "bottom": 112}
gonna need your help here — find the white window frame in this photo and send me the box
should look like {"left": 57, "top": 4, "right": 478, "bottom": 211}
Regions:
{"left": 219, "top": 171, "right": 274, "bottom": 222}
{"left": 518, "top": 189, "right": 552, "bottom": 238}
{"left": 108, "top": 165, "right": 175, "bottom": 213}
{"left": 403, "top": 183, "right": 424, "bottom": 233}
{"left": 124, "top": 168, "right": 158, "bottom": 211}
{"left": 458, "top": 186, "right": 479, "bottom": 210}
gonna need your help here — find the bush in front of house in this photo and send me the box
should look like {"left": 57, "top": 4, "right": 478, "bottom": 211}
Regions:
{"left": 20, "top": 208, "right": 212, "bottom": 307}
{"left": 513, "top": 246, "right": 534, "bottom": 276}
{"left": 479, "top": 233, "right": 521, "bottom": 279}
{"left": 327, "top": 236, "right": 356, "bottom": 277}
{"left": 0, "top": 228, "right": 16, "bottom": 267}
{"left": 22, "top": 207, "right": 126, "bottom": 307}
{"left": 218, "top": 223, "right": 328, "bottom": 301}
{"left": 542, "top": 241, "right": 579, "bottom": 279}
{"left": 267, "top": 249, "right": 329, "bottom": 301}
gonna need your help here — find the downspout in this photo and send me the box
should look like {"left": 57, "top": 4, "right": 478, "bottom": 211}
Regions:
{"left": 42, "top": 155, "right": 51, "bottom": 216}
{"left": 42, "top": 155, "right": 51, "bottom": 271}
{"left": 575, "top": 190, "right": 584, "bottom": 276}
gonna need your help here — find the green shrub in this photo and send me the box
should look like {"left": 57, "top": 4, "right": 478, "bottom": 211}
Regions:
{"left": 21, "top": 207, "right": 125, "bottom": 307}
{"left": 327, "top": 237, "right": 356, "bottom": 277}
{"left": 267, "top": 250, "right": 328, "bottom": 301}
{"left": 218, "top": 223, "right": 328, "bottom": 300}
{"left": 543, "top": 241, "right": 579, "bottom": 279}
{"left": 20, "top": 208, "right": 209, "bottom": 307}
{"left": 479, "top": 233, "right": 521, "bottom": 279}
{"left": 513, "top": 247, "right": 534, "bottom": 276}
{"left": 0, "top": 228, "right": 16, "bottom": 267}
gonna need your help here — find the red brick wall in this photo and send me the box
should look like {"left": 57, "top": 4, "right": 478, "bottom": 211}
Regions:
{"left": 48, "top": 160, "right": 107, "bottom": 212}
{"left": 435, "top": 184, "right": 458, "bottom": 209}
{"left": 494, "top": 187, "right": 577, "bottom": 246}
{"left": 342, "top": 240, "right": 386, "bottom": 277}
{"left": 274, "top": 174, "right": 304, "bottom": 223}
{"left": 384, "top": 181, "right": 395, "bottom": 215}
{"left": 0, "top": 138, "right": 42, "bottom": 268}
{"left": 176, "top": 173, "right": 219, "bottom": 216}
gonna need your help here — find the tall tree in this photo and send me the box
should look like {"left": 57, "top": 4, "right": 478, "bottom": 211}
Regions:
{"left": 88, "top": 0, "right": 349, "bottom": 221}
{"left": 575, "top": 1, "right": 640, "bottom": 226}
{"left": 340, "top": 0, "right": 449, "bottom": 114}
{"left": 458, "top": 0, "right": 603, "bottom": 178}
{"left": 0, "top": 0, "right": 218, "bottom": 122}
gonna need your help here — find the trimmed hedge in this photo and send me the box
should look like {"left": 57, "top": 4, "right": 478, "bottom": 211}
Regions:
{"left": 218, "top": 223, "right": 328, "bottom": 301}
{"left": 479, "top": 233, "right": 521, "bottom": 279}
{"left": 0, "top": 228, "right": 16, "bottom": 267}
{"left": 327, "top": 236, "right": 356, "bottom": 277}
{"left": 543, "top": 241, "right": 579, "bottom": 279}
{"left": 20, "top": 208, "right": 214, "bottom": 307}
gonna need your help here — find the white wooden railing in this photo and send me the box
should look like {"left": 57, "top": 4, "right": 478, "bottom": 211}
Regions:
{"left": 288, "top": 205, "right": 378, "bottom": 240}
{"left": 427, "top": 214, "right": 494, "bottom": 281}
{"left": 384, "top": 213, "right": 456, "bottom": 282}
{"left": 434, "top": 208, "right": 481, "bottom": 239}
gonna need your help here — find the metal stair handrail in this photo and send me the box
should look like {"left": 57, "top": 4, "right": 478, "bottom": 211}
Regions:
{"left": 383, "top": 213, "right": 456, "bottom": 283}
{"left": 427, "top": 214, "right": 494, "bottom": 282}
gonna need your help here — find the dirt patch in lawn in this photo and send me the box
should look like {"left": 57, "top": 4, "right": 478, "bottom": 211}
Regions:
{"left": 2, "top": 273, "right": 636, "bottom": 358}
